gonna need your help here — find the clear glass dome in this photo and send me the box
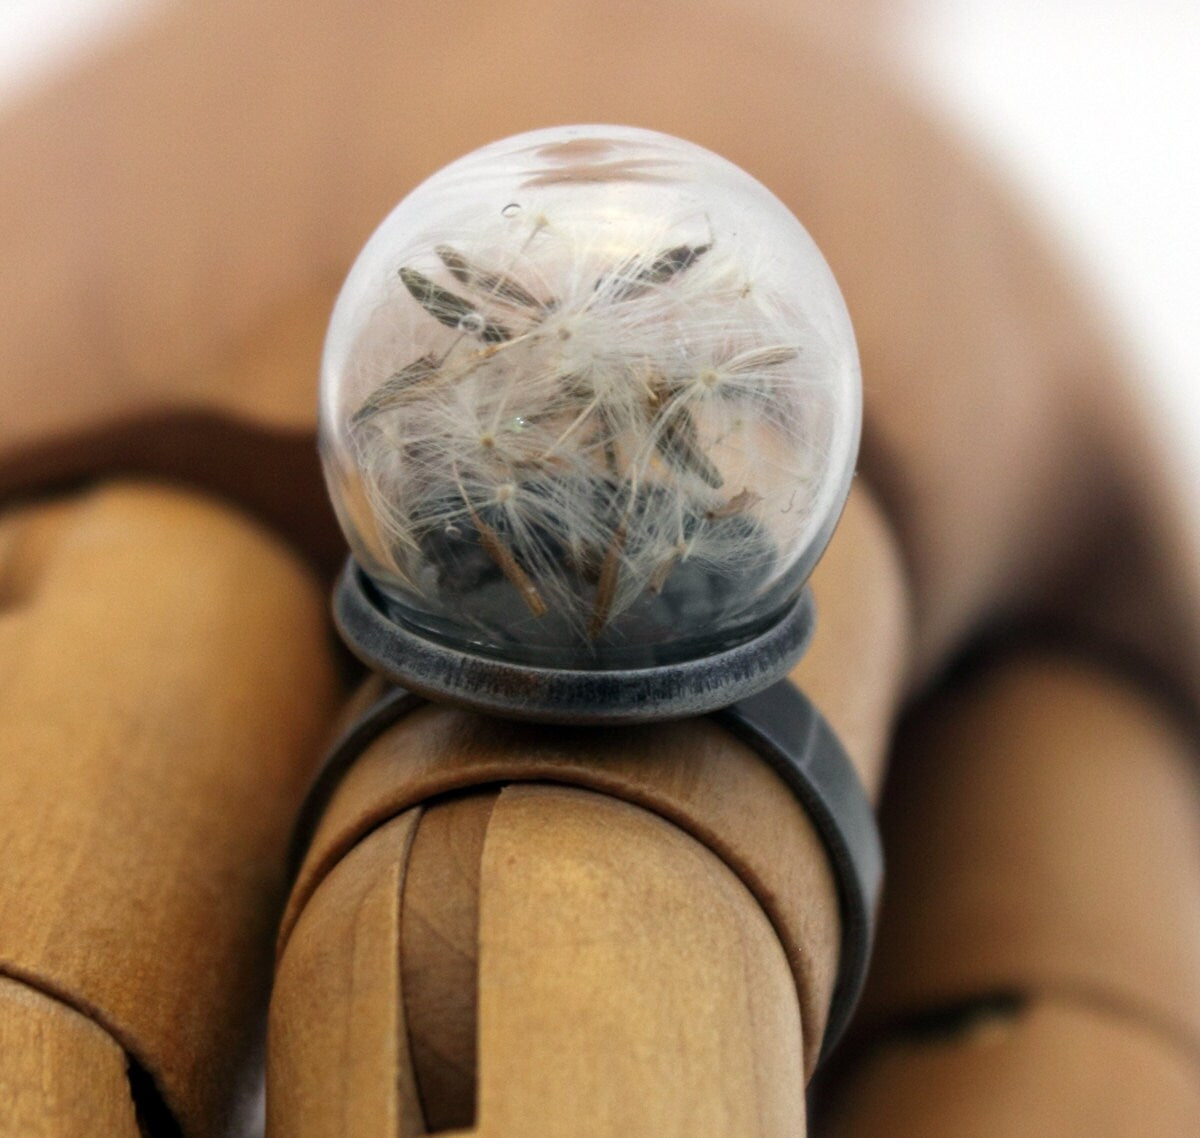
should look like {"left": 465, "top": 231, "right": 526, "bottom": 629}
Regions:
{"left": 320, "top": 125, "right": 861, "bottom": 670}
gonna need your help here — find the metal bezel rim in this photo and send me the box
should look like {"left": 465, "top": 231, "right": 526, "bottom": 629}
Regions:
{"left": 333, "top": 557, "right": 816, "bottom": 724}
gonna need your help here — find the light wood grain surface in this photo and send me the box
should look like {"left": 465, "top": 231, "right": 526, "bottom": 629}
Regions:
{"left": 0, "top": 483, "right": 340, "bottom": 1134}
{"left": 0, "top": 976, "right": 141, "bottom": 1138}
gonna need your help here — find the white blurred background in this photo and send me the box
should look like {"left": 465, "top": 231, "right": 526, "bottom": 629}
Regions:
{"left": 893, "top": 0, "right": 1200, "bottom": 516}
{"left": 2, "top": 0, "right": 1197, "bottom": 514}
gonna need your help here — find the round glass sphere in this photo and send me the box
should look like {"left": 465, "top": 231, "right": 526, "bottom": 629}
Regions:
{"left": 320, "top": 125, "right": 861, "bottom": 671}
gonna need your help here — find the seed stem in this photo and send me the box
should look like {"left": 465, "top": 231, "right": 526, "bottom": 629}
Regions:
{"left": 588, "top": 521, "right": 628, "bottom": 638}
{"left": 464, "top": 501, "right": 548, "bottom": 618}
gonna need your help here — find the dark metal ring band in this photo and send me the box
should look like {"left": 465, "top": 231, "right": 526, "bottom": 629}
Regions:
{"left": 712, "top": 681, "right": 882, "bottom": 1059}
{"left": 289, "top": 678, "right": 880, "bottom": 1064}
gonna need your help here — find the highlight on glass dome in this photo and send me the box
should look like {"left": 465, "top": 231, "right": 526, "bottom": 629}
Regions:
{"left": 319, "top": 124, "right": 861, "bottom": 678}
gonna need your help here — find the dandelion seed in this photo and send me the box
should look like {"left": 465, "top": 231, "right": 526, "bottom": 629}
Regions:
{"left": 706, "top": 487, "right": 762, "bottom": 520}
{"left": 603, "top": 242, "right": 712, "bottom": 301}
{"left": 722, "top": 345, "right": 800, "bottom": 373}
{"left": 435, "top": 245, "right": 549, "bottom": 311}
{"left": 588, "top": 521, "right": 628, "bottom": 638}
{"left": 542, "top": 393, "right": 602, "bottom": 458}
{"left": 350, "top": 354, "right": 439, "bottom": 425}
{"left": 463, "top": 498, "right": 547, "bottom": 618}
{"left": 399, "top": 267, "right": 511, "bottom": 343}
{"left": 563, "top": 535, "right": 596, "bottom": 582}
{"left": 647, "top": 543, "right": 686, "bottom": 595}
{"left": 655, "top": 405, "right": 724, "bottom": 488}
{"left": 603, "top": 437, "right": 619, "bottom": 476}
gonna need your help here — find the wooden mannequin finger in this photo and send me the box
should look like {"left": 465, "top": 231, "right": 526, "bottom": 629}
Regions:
{"left": 279, "top": 706, "right": 843, "bottom": 1086}
{"left": 271, "top": 783, "right": 810, "bottom": 1138}
{"left": 820, "top": 997, "right": 1200, "bottom": 1138}
{"left": 270, "top": 792, "right": 499, "bottom": 1137}
{"left": 269, "top": 809, "right": 426, "bottom": 1138}
{"left": 820, "top": 650, "right": 1200, "bottom": 1135}
{"left": 464, "top": 784, "right": 807, "bottom": 1137}
{"left": 0, "top": 977, "right": 142, "bottom": 1138}
{"left": 0, "top": 481, "right": 340, "bottom": 1135}
{"left": 865, "top": 652, "right": 1200, "bottom": 1042}
{"left": 398, "top": 791, "right": 498, "bottom": 1132}
{"left": 0, "top": 286, "right": 344, "bottom": 576}
{"left": 788, "top": 482, "right": 910, "bottom": 796}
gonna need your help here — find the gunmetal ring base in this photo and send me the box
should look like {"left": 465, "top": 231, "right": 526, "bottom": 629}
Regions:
{"left": 333, "top": 557, "right": 817, "bottom": 725}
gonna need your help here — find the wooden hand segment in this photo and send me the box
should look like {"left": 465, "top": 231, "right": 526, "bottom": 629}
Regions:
{"left": 0, "top": 483, "right": 340, "bottom": 1135}
{"left": 823, "top": 652, "right": 1200, "bottom": 1136}
{"left": 0, "top": 977, "right": 141, "bottom": 1138}
{"left": 271, "top": 782, "right": 811, "bottom": 1138}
